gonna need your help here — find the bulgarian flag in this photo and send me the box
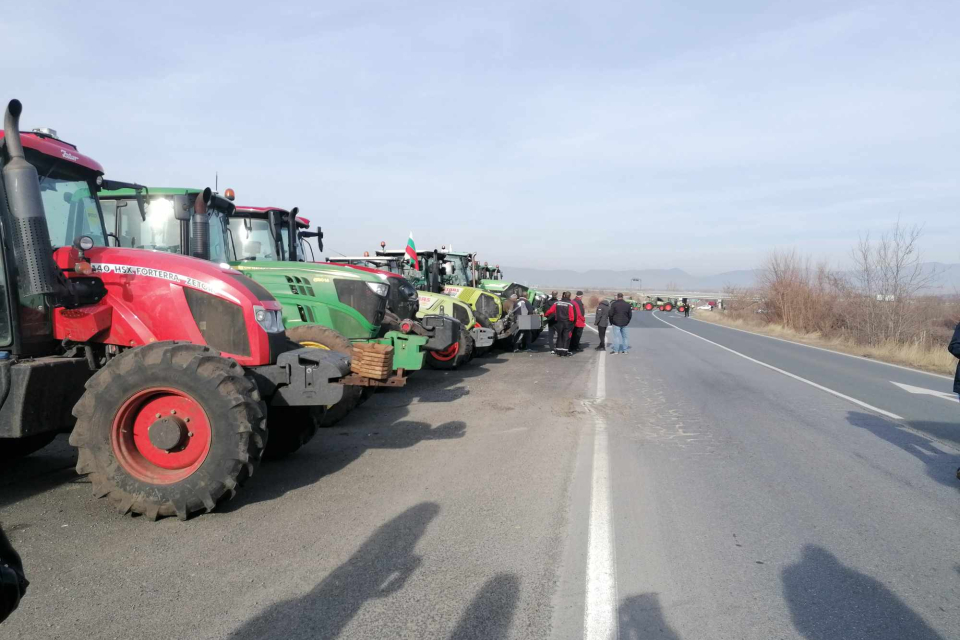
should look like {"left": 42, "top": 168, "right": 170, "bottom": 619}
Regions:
{"left": 404, "top": 233, "right": 419, "bottom": 270}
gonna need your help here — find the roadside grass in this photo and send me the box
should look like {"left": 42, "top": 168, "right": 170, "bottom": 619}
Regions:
{"left": 693, "top": 310, "right": 958, "bottom": 376}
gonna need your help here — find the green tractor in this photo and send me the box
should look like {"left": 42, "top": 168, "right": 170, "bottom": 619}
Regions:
{"left": 98, "top": 189, "right": 429, "bottom": 427}
{"left": 325, "top": 254, "right": 494, "bottom": 368}
{"left": 444, "top": 254, "right": 548, "bottom": 334}
{"left": 376, "top": 248, "right": 519, "bottom": 349}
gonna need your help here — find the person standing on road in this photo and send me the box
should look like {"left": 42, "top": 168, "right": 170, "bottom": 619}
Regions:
{"left": 950, "top": 321, "right": 960, "bottom": 402}
{"left": 1, "top": 524, "right": 29, "bottom": 624}
{"left": 608, "top": 293, "right": 633, "bottom": 354}
{"left": 544, "top": 291, "right": 559, "bottom": 351}
{"left": 511, "top": 293, "right": 533, "bottom": 352}
{"left": 545, "top": 292, "right": 576, "bottom": 356}
{"left": 570, "top": 291, "right": 587, "bottom": 352}
{"left": 683, "top": 297, "right": 690, "bottom": 318}
{"left": 594, "top": 298, "right": 610, "bottom": 350}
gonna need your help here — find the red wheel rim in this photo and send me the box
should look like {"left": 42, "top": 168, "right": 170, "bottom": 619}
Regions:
{"left": 665, "top": 304, "right": 673, "bottom": 311}
{"left": 111, "top": 388, "right": 212, "bottom": 485}
{"left": 644, "top": 303, "right": 653, "bottom": 310}
{"left": 430, "top": 341, "right": 460, "bottom": 362}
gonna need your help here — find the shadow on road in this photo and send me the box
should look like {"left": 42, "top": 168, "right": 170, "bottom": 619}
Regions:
{"left": 448, "top": 573, "right": 521, "bottom": 640}
{"left": 846, "top": 412, "right": 960, "bottom": 489}
{"left": 0, "top": 435, "right": 81, "bottom": 509}
{"left": 230, "top": 501, "right": 440, "bottom": 639}
{"left": 782, "top": 544, "right": 945, "bottom": 640}
{"left": 220, "top": 413, "right": 465, "bottom": 513}
{"left": 618, "top": 593, "right": 682, "bottom": 640}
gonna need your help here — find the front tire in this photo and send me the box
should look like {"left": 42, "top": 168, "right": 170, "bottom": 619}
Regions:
{"left": 69, "top": 342, "right": 267, "bottom": 520}
{"left": 426, "top": 331, "right": 473, "bottom": 370}
{"left": 284, "top": 324, "right": 362, "bottom": 428}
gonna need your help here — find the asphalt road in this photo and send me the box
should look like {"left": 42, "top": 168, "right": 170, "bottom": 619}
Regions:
{"left": 2, "top": 313, "right": 959, "bottom": 639}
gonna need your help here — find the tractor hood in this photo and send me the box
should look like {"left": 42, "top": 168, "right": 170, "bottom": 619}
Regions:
{"left": 52, "top": 246, "right": 285, "bottom": 367}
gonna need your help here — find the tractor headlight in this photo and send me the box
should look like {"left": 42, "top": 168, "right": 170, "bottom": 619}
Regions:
{"left": 366, "top": 282, "right": 389, "bottom": 297}
{"left": 253, "top": 305, "right": 285, "bottom": 333}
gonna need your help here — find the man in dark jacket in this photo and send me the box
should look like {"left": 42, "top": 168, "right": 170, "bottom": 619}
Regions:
{"left": 545, "top": 292, "right": 577, "bottom": 356}
{"left": 951, "top": 322, "right": 960, "bottom": 481}
{"left": 1, "top": 524, "right": 28, "bottom": 624}
{"left": 950, "top": 322, "right": 960, "bottom": 401}
{"left": 570, "top": 291, "right": 587, "bottom": 352}
{"left": 608, "top": 293, "right": 633, "bottom": 354}
{"left": 544, "top": 291, "right": 559, "bottom": 350}
{"left": 595, "top": 299, "right": 610, "bottom": 350}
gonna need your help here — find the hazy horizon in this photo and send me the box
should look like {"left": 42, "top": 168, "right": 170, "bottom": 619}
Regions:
{"left": 7, "top": 1, "right": 959, "bottom": 272}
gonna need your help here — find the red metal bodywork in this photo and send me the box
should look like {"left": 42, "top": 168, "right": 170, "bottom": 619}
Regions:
{"left": 0, "top": 131, "right": 104, "bottom": 174}
{"left": 317, "top": 262, "right": 403, "bottom": 281}
{"left": 52, "top": 246, "right": 281, "bottom": 367}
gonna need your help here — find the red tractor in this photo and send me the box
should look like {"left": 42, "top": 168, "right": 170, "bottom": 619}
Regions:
{"left": 0, "top": 100, "right": 350, "bottom": 519}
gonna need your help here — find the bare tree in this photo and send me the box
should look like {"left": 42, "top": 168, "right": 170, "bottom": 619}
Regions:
{"left": 849, "top": 220, "right": 939, "bottom": 345}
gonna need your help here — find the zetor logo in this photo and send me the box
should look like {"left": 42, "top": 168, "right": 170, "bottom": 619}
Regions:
{"left": 60, "top": 149, "right": 79, "bottom": 162}
{"left": 90, "top": 263, "right": 214, "bottom": 293}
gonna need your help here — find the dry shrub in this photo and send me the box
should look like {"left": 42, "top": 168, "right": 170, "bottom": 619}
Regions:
{"left": 704, "top": 222, "right": 960, "bottom": 374}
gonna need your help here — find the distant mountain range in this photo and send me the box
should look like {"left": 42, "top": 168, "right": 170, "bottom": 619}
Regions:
{"left": 499, "top": 263, "right": 960, "bottom": 294}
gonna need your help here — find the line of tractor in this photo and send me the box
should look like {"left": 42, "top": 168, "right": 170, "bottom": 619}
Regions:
{"left": 0, "top": 100, "right": 552, "bottom": 521}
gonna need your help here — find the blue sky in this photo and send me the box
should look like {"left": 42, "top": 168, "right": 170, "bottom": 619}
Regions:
{"left": 7, "top": 0, "right": 959, "bottom": 273}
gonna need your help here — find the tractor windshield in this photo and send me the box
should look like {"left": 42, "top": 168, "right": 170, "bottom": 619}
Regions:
{"left": 101, "top": 194, "right": 235, "bottom": 263}
{"left": 228, "top": 217, "right": 280, "bottom": 261}
{"left": 39, "top": 178, "right": 106, "bottom": 248}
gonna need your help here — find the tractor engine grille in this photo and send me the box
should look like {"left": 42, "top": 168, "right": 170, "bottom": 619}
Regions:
{"left": 333, "top": 279, "right": 385, "bottom": 327}
{"left": 183, "top": 288, "right": 250, "bottom": 356}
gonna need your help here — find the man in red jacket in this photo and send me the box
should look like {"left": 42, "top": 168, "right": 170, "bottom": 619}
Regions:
{"left": 545, "top": 292, "right": 578, "bottom": 356}
{"left": 569, "top": 291, "right": 587, "bottom": 352}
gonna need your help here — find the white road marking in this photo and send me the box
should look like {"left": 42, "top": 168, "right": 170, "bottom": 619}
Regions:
{"left": 596, "top": 349, "right": 606, "bottom": 400}
{"left": 653, "top": 312, "right": 905, "bottom": 421}
{"left": 675, "top": 314, "right": 953, "bottom": 381}
{"left": 585, "top": 324, "right": 599, "bottom": 334}
{"left": 891, "top": 381, "right": 959, "bottom": 403}
{"left": 583, "top": 350, "right": 615, "bottom": 639}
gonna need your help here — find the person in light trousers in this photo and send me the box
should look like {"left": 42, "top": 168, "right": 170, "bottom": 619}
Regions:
{"left": 607, "top": 293, "right": 632, "bottom": 354}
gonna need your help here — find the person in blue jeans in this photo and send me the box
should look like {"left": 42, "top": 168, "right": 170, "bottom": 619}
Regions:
{"left": 950, "top": 322, "right": 960, "bottom": 480}
{"left": 607, "top": 293, "right": 633, "bottom": 354}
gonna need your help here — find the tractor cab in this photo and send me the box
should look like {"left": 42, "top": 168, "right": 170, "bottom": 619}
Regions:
{"left": 98, "top": 187, "right": 235, "bottom": 263}
{"left": 478, "top": 263, "right": 502, "bottom": 281}
{"left": 438, "top": 250, "right": 479, "bottom": 287}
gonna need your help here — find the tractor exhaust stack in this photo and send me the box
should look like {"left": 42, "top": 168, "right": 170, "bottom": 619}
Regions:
{"left": 191, "top": 187, "right": 212, "bottom": 261}
{"left": 2, "top": 99, "right": 60, "bottom": 298}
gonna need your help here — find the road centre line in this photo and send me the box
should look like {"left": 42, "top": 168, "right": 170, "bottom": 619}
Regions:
{"left": 583, "top": 349, "right": 615, "bottom": 639}
{"left": 653, "top": 312, "right": 905, "bottom": 421}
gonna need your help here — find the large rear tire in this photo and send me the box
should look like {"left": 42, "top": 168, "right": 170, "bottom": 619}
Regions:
{"left": 0, "top": 433, "right": 57, "bottom": 462}
{"left": 284, "top": 325, "right": 361, "bottom": 428}
{"left": 69, "top": 342, "right": 267, "bottom": 520}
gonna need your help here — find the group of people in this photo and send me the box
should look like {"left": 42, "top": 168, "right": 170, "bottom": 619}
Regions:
{"left": 509, "top": 290, "right": 636, "bottom": 356}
